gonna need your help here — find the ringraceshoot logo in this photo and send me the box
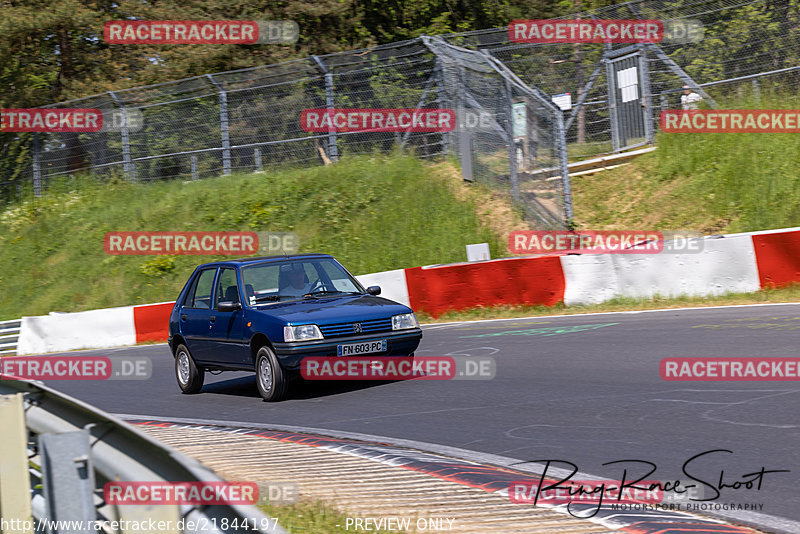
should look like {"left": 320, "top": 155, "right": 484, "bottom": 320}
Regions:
{"left": 300, "top": 108, "right": 455, "bottom": 133}
{"left": 660, "top": 110, "right": 800, "bottom": 133}
{"left": 103, "top": 20, "right": 298, "bottom": 44}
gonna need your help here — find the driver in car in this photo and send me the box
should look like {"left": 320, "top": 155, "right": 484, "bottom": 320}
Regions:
{"left": 281, "top": 263, "right": 313, "bottom": 297}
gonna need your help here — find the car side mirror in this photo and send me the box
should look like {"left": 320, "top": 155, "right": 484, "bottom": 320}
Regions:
{"left": 366, "top": 286, "right": 381, "bottom": 295}
{"left": 217, "top": 301, "right": 242, "bottom": 312}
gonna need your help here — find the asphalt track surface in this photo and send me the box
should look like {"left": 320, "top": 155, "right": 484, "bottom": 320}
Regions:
{"left": 42, "top": 303, "right": 800, "bottom": 531}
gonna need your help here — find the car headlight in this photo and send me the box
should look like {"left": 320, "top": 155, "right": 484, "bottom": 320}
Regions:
{"left": 392, "top": 313, "right": 419, "bottom": 330}
{"left": 284, "top": 324, "right": 323, "bottom": 342}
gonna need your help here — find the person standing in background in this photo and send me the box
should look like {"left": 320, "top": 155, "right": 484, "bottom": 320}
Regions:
{"left": 681, "top": 84, "right": 703, "bottom": 110}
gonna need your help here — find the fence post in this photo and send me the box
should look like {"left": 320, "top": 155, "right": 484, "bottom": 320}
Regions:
{"left": 555, "top": 110, "right": 573, "bottom": 225}
{"left": 254, "top": 148, "right": 263, "bottom": 172}
{"left": 108, "top": 91, "right": 136, "bottom": 182}
{"left": 207, "top": 74, "right": 231, "bottom": 175}
{"left": 312, "top": 56, "right": 339, "bottom": 162}
{"left": 33, "top": 132, "right": 42, "bottom": 197}
{"left": 503, "top": 77, "right": 520, "bottom": 201}
{"left": 432, "top": 56, "right": 448, "bottom": 158}
{"left": 604, "top": 51, "right": 621, "bottom": 152}
{"left": 752, "top": 78, "right": 760, "bottom": 106}
{"left": 638, "top": 45, "right": 655, "bottom": 144}
{"left": 191, "top": 155, "right": 198, "bottom": 180}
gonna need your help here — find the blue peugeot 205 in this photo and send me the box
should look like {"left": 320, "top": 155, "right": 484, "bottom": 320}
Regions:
{"left": 168, "top": 254, "right": 423, "bottom": 401}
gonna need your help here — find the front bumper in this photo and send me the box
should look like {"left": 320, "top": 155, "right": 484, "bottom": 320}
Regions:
{"left": 273, "top": 328, "right": 422, "bottom": 370}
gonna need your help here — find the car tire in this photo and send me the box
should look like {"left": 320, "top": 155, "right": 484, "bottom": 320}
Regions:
{"left": 175, "top": 344, "right": 204, "bottom": 394}
{"left": 255, "top": 346, "right": 289, "bottom": 402}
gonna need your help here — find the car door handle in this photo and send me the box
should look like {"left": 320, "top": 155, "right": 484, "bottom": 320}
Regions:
{"left": 181, "top": 314, "right": 187, "bottom": 321}
{"left": 209, "top": 316, "right": 216, "bottom": 323}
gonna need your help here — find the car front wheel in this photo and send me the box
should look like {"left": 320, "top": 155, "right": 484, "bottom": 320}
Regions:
{"left": 175, "top": 344, "right": 204, "bottom": 394}
{"left": 255, "top": 346, "right": 288, "bottom": 402}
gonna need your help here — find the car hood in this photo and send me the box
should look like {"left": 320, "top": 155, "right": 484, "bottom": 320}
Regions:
{"left": 250, "top": 294, "right": 413, "bottom": 325}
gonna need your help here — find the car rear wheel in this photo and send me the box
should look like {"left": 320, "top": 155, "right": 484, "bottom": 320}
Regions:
{"left": 175, "top": 344, "right": 204, "bottom": 394}
{"left": 255, "top": 346, "right": 288, "bottom": 402}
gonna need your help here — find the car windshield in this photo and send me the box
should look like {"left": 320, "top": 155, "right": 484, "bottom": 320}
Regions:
{"left": 240, "top": 258, "right": 364, "bottom": 305}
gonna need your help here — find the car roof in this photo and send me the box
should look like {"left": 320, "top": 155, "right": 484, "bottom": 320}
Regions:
{"left": 196, "top": 253, "right": 333, "bottom": 268}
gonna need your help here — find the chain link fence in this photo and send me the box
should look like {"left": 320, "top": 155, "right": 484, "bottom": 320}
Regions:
{"left": 3, "top": 0, "right": 799, "bottom": 228}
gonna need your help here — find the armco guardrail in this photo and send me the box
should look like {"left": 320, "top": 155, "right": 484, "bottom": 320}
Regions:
{"left": 0, "top": 319, "right": 20, "bottom": 355}
{"left": 0, "top": 379, "right": 287, "bottom": 534}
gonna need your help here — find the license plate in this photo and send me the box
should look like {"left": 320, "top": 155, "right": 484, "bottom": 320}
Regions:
{"left": 337, "top": 339, "right": 387, "bottom": 356}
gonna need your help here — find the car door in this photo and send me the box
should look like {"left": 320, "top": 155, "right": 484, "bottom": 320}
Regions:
{"left": 208, "top": 267, "right": 249, "bottom": 367}
{"left": 179, "top": 267, "right": 217, "bottom": 364}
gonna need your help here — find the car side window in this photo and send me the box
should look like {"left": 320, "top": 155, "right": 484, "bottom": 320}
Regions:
{"left": 187, "top": 269, "right": 216, "bottom": 309}
{"left": 215, "top": 268, "right": 240, "bottom": 306}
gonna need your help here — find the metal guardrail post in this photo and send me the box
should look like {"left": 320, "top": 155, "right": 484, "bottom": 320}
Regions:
{"left": 108, "top": 91, "right": 136, "bottom": 182}
{"left": 312, "top": 56, "right": 339, "bottom": 162}
{"left": 0, "top": 380, "right": 286, "bottom": 534}
{"left": 0, "top": 319, "right": 21, "bottom": 355}
{"left": 0, "top": 393, "right": 34, "bottom": 534}
{"left": 207, "top": 74, "right": 232, "bottom": 176}
{"left": 39, "top": 428, "right": 97, "bottom": 531}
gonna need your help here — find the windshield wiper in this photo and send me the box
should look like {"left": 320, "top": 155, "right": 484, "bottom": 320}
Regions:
{"left": 302, "top": 290, "right": 357, "bottom": 299}
{"left": 254, "top": 295, "right": 283, "bottom": 302}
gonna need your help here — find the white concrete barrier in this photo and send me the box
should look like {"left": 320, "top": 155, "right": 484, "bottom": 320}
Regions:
{"left": 562, "top": 235, "right": 760, "bottom": 305}
{"left": 356, "top": 269, "right": 411, "bottom": 307}
{"left": 16, "top": 306, "right": 136, "bottom": 355}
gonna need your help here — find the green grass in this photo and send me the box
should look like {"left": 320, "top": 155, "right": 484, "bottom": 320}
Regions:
{"left": 572, "top": 92, "right": 800, "bottom": 233}
{"left": 257, "top": 501, "right": 405, "bottom": 534}
{"left": 416, "top": 283, "right": 800, "bottom": 323}
{"left": 0, "top": 153, "right": 506, "bottom": 320}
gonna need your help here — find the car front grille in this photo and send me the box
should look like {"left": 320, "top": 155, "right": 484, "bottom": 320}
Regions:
{"left": 319, "top": 318, "right": 393, "bottom": 338}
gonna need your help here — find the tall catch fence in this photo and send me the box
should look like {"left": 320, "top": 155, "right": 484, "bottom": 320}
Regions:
{"left": 2, "top": 0, "right": 799, "bottom": 228}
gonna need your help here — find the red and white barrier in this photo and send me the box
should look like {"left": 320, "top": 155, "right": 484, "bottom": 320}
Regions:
{"left": 14, "top": 227, "right": 800, "bottom": 355}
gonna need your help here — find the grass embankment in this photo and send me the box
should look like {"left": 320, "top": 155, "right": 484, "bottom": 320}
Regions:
{"left": 0, "top": 154, "right": 516, "bottom": 320}
{"left": 572, "top": 94, "right": 800, "bottom": 234}
{"left": 258, "top": 502, "right": 404, "bottom": 534}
